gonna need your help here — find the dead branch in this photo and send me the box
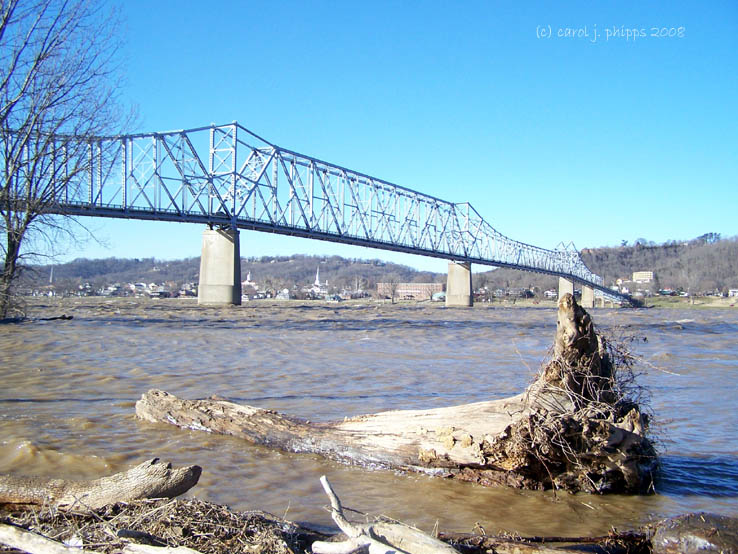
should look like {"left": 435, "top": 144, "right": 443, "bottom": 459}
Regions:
{"left": 0, "top": 522, "right": 207, "bottom": 554}
{"left": 0, "top": 458, "right": 201, "bottom": 512}
{"left": 0, "top": 522, "right": 98, "bottom": 554}
{"left": 122, "top": 544, "right": 205, "bottom": 554}
{"left": 312, "top": 476, "right": 459, "bottom": 554}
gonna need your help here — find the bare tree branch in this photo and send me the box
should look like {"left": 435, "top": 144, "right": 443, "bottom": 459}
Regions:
{"left": 0, "top": 0, "right": 129, "bottom": 316}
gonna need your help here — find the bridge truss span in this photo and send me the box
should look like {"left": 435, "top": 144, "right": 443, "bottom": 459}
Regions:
{"left": 9, "top": 122, "right": 625, "bottom": 300}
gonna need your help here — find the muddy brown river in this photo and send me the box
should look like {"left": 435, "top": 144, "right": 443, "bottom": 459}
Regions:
{"left": 1, "top": 298, "right": 736, "bottom": 535}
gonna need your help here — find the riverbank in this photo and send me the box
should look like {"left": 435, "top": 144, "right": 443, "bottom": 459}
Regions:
{"left": 20, "top": 295, "right": 559, "bottom": 314}
{"left": 0, "top": 495, "right": 652, "bottom": 554}
{"left": 3, "top": 491, "right": 736, "bottom": 553}
{"left": 644, "top": 295, "right": 737, "bottom": 308}
{"left": 18, "top": 293, "right": 737, "bottom": 319}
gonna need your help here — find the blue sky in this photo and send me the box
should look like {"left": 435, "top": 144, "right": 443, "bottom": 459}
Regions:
{"left": 69, "top": 1, "right": 737, "bottom": 272}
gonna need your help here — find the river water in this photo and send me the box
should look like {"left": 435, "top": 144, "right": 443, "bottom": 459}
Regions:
{"left": 1, "top": 298, "right": 736, "bottom": 536}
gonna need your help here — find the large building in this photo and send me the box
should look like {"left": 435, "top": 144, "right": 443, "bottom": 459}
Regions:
{"left": 632, "top": 271, "right": 654, "bottom": 283}
{"left": 376, "top": 282, "right": 443, "bottom": 300}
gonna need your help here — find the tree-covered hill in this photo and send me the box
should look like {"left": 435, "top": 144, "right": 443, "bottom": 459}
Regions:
{"left": 20, "top": 254, "right": 443, "bottom": 295}
{"left": 477, "top": 234, "right": 738, "bottom": 295}
{"left": 580, "top": 234, "right": 738, "bottom": 294}
{"left": 20, "top": 234, "right": 738, "bottom": 297}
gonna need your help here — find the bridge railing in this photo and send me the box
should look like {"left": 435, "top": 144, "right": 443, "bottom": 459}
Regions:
{"left": 4, "top": 122, "right": 613, "bottom": 295}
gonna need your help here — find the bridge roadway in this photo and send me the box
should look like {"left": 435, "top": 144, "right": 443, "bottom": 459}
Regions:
{"left": 8, "top": 122, "right": 630, "bottom": 306}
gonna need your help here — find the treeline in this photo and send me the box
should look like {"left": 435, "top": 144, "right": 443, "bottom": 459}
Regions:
{"left": 476, "top": 234, "right": 738, "bottom": 295}
{"left": 21, "top": 234, "right": 738, "bottom": 297}
{"left": 21, "top": 254, "right": 443, "bottom": 294}
{"left": 580, "top": 234, "right": 738, "bottom": 294}
{"left": 239, "top": 255, "right": 441, "bottom": 292}
{"left": 21, "top": 257, "right": 201, "bottom": 291}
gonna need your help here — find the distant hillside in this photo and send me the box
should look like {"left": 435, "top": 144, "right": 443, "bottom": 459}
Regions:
{"left": 237, "top": 255, "right": 442, "bottom": 293}
{"left": 580, "top": 235, "right": 738, "bottom": 294}
{"left": 478, "top": 234, "right": 738, "bottom": 295}
{"left": 20, "top": 234, "right": 738, "bottom": 297}
{"left": 21, "top": 257, "right": 201, "bottom": 291}
{"left": 20, "top": 254, "right": 444, "bottom": 295}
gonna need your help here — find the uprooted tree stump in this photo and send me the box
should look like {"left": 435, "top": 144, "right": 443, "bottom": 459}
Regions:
{"left": 0, "top": 458, "right": 201, "bottom": 512}
{"left": 135, "top": 294, "right": 657, "bottom": 493}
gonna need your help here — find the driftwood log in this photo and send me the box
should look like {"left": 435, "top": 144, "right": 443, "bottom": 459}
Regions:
{"left": 0, "top": 458, "right": 201, "bottom": 512}
{"left": 136, "top": 295, "right": 656, "bottom": 493}
{"left": 0, "top": 522, "right": 98, "bottom": 553}
{"left": 0, "top": 522, "right": 206, "bottom": 554}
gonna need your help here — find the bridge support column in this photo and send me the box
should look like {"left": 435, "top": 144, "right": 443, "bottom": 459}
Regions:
{"left": 558, "top": 277, "right": 574, "bottom": 300}
{"left": 445, "top": 261, "right": 473, "bottom": 307}
{"left": 198, "top": 227, "right": 242, "bottom": 306}
{"left": 581, "top": 285, "right": 595, "bottom": 309}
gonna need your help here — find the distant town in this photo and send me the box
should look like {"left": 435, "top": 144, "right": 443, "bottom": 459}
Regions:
{"left": 14, "top": 234, "right": 738, "bottom": 304}
{"left": 20, "top": 263, "right": 738, "bottom": 304}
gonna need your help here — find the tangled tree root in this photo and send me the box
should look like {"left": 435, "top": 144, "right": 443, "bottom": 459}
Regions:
{"left": 472, "top": 294, "right": 658, "bottom": 493}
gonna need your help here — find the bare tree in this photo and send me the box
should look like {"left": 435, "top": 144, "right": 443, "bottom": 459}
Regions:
{"left": 375, "top": 273, "right": 401, "bottom": 303}
{"left": 475, "top": 271, "right": 491, "bottom": 302}
{"left": 680, "top": 261, "right": 700, "bottom": 305}
{"left": 386, "top": 273, "right": 402, "bottom": 304}
{"left": 0, "top": 0, "right": 126, "bottom": 317}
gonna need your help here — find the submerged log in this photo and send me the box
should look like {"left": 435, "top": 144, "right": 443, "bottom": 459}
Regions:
{"left": 0, "top": 458, "right": 201, "bottom": 512}
{"left": 136, "top": 295, "right": 656, "bottom": 493}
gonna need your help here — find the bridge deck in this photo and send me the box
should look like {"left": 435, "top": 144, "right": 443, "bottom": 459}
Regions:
{"left": 4, "top": 123, "right": 629, "bottom": 302}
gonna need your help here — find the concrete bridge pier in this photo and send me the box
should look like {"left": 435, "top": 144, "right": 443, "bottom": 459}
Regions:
{"left": 445, "top": 261, "right": 473, "bottom": 307}
{"left": 581, "top": 285, "right": 595, "bottom": 309}
{"left": 197, "top": 227, "right": 242, "bottom": 306}
{"left": 558, "top": 277, "right": 574, "bottom": 301}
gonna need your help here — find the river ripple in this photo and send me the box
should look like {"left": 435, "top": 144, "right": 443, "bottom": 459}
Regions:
{"left": 1, "top": 298, "right": 736, "bottom": 535}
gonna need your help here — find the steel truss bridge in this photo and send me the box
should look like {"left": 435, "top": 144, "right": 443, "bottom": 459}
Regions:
{"left": 6, "top": 122, "right": 628, "bottom": 302}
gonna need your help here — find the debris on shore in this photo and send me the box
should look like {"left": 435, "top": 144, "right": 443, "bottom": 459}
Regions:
{"left": 1, "top": 497, "right": 326, "bottom": 554}
{"left": 4, "top": 495, "right": 736, "bottom": 554}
